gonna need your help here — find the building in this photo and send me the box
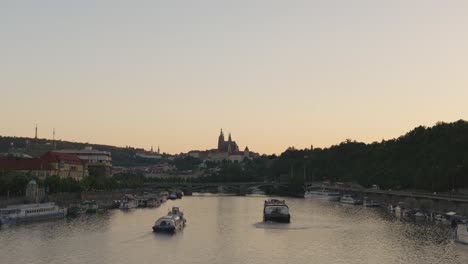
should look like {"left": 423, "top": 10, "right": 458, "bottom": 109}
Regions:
{"left": 56, "top": 147, "right": 112, "bottom": 177}
{"left": 25, "top": 180, "right": 45, "bottom": 203}
{"left": 218, "top": 129, "right": 239, "bottom": 154}
{"left": 136, "top": 146, "right": 162, "bottom": 160}
{"left": 0, "top": 152, "right": 87, "bottom": 181}
{"left": 228, "top": 147, "right": 251, "bottom": 162}
{"left": 186, "top": 130, "right": 258, "bottom": 162}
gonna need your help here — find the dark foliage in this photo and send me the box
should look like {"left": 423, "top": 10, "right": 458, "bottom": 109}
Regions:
{"left": 269, "top": 120, "right": 468, "bottom": 191}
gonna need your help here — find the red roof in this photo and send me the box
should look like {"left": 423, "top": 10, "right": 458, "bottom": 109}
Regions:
{"left": 40, "top": 152, "right": 83, "bottom": 165}
{"left": 0, "top": 152, "right": 83, "bottom": 171}
{"left": 0, "top": 157, "right": 52, "bottom": 170}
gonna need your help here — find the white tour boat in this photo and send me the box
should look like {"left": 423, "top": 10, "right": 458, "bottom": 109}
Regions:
{"left": 0, "top": 203, "right": 67, "bottom": 225}
{"left": 263, "top": 199, "right": 290, "bottom": 223}
{"left": 152, "top": 207, "right": 187, "bottom": 233}
{"left": 304, "top": 189, "right": 341, "bottom": 201}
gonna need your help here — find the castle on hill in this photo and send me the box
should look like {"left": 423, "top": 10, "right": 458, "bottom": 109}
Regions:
{"left": 217, "top": 129, "right": 239, "bottom": 154}
{"left": 188, "top": 129, "right": 258, "bottom": 162}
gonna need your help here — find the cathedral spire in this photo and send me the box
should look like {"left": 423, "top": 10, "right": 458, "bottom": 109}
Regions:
{"left": 218, "top": 128, "right": 225, "bottom": 151}
{"left": 228, "top": 133, "right": 232, "bottom": 142}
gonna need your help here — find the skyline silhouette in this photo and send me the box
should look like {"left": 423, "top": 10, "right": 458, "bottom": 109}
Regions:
{"left": 1, "top": 1, "right": 467, "bottom": 154}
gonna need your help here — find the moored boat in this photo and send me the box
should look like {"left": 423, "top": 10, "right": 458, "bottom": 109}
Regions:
{"left": 175, "top": 190, "right": 184, "bottom": 199}
{"left": 67, "top": 204, "right": 83, "bottom": 217}
{"left": 304, "top": 189, "right": 341, "bottom": 201}
{"left": 145, "top": 198, "right": 160, "bottom": 208}
{"left": 81, "top": 200, "right": 98, "bottom": 213}
{"left": 455, "top": 223, "right": 468, "bottom": 245}
{"left": 168, "top": 192, "right": 177, "bottom": 200}
{"left": 340, "top": 194, "right": 362, "bottom": 205}
{"left": 152, "top": 207, "right": 186, "bottom": 233}
{"left": 249, "top": 187, "right": 266, "bottom": 196}
{"left": 413, "top": 209, "right": 428, "bottom": 220}
{"left": 363, "top": 197, "right": 381, "bottom": 207}
{"left": 111, "top": 200, "right": 121, "bottom": 209}
{"left": 119, "top": 194, "right": 138, "bottom": 209}
{"left": 0, "top": 203, "right": 67, "bottom": 225}
{"left": 263, "top": 199, "right": 290, "bottom": 223}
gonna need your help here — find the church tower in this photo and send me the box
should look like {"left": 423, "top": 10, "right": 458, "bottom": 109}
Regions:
{"left": 218, "top": 129, "right": 225, "bottom": 150}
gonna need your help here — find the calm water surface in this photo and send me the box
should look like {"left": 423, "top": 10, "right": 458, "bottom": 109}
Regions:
{"left": 1, "top": 195, "right": 468, "bottom": 264}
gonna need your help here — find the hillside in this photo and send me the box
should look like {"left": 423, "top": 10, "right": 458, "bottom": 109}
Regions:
{"left": 0, "top": 136, "right": 163, "bottom": 167}
{"left": 270, "top": 120, "right": 468, "bottom": 191}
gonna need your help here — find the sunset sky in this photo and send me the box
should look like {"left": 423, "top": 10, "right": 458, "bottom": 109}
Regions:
{"left": 1, "top": 0, "right": 467, "bottom": 154}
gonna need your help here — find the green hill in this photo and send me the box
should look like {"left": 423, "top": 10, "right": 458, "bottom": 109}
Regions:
{"left": 271, "top": 120, "right": 468, "bottom": 192}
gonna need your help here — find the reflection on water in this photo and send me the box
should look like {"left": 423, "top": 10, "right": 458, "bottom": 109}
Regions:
{"left": 1, "top": 196, "right": 468, "bottom": 264}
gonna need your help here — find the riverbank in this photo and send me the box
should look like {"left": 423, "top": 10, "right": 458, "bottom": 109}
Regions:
{"left": 1, "top": 190, "right": 138, "bottom": 209}
{"left": 2, "top": 185, "right": 468, "bottom": 217}
{"left": 1, "top": 196, "right": 467, "bottom": 264}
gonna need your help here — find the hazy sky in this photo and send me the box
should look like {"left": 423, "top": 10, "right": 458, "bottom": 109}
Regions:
{"left": 1, "top": 0, "right": 467, "bottom": 154}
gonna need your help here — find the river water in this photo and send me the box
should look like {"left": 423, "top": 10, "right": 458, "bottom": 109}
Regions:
{"left": 1, "top": 195, "right": 468, "bottom": 264}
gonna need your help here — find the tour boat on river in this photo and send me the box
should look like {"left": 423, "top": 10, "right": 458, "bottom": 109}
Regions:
{"left": 304, "top": 189, "right": 341, "bottom": 201}
{"left": 0, "top": 203, "right": 67, "bottom": 225}
{"left": 263, "top": 199, "right": 290, "bottom": 223}
{"left": 152, "top": 207, "right": 186, "bottom": 233}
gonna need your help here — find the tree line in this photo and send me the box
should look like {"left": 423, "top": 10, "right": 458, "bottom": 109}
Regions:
{"left": 1, "top": 120, "right": 467, "bottom": 195}
{"left": 172, "top": 120, "right": 468, "bottom": 192}
{"left": 258, "top": 120, "right": 468, "bottom": 192}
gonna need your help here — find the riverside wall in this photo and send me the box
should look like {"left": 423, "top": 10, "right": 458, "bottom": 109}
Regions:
{"left": 0, "top": 190, "right": 141, "bottom": 209}
{"left": 340, "top": 191, "right": 468, "bottom": 216}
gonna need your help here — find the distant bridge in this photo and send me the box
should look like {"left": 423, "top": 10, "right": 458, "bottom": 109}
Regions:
{"left": 145, "top": 180, "right": 468, "bottom": 203}
{"left": 143, "top": 181, "right": 290, "bottom": 195}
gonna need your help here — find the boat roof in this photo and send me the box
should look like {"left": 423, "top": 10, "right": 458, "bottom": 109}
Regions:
{"left": 264, "top": 199, "right": 288, "bottom": 207}
{"left": 157, "top": 215, "right": 180, "bottom": 221}
{"left": 3, "top": 203, "right": 57, "bottom": 210}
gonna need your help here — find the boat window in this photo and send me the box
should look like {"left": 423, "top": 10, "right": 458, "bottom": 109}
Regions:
{"left": 265, "top": 206, "right": 289, "bottom": 214}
